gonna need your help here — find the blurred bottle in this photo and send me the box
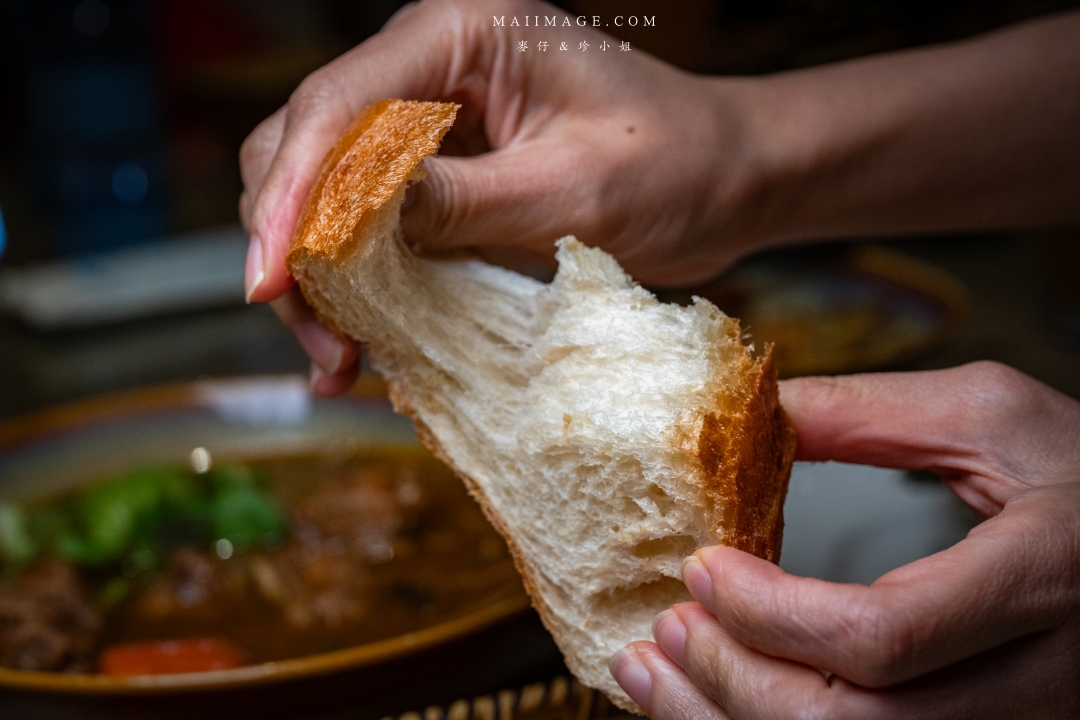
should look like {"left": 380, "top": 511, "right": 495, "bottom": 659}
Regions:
{"left": 7, "top": 0, "right": 168, "bottom": 256}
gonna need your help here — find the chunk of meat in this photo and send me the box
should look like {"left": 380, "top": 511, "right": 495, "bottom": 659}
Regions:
{"left": 132, "top": 548, "right": 249, "bottom": 622}
{"left": 242, "top": 466, "right": 422, "bottom": 629}
{"left": 0, "top": 561, "right": 101, "bottom": 672}
{"left": 249, "top": 544, "right": 371, "bottom": 629}
{"left": 297, "top": 467, "right": 409, "bottom": 556}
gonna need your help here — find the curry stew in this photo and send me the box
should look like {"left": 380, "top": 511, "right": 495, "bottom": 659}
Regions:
{"left": 0, "top": 448, "right": 522, "bottom": 674}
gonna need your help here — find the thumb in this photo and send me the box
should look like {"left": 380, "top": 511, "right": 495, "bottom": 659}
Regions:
{"left": 777, "top": 362, "right": 1080, "bottom": 515}
{"left": 400, "top": 140, "right": 598, "bottom": 257}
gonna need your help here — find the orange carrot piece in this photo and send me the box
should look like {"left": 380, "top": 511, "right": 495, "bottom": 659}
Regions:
{"left": 99, "top": 637, "right": 246, "bottom": 675}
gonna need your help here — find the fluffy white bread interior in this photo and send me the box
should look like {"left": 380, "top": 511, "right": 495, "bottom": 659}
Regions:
{"left": 287, "top": 99, "right": 794, "bottom": 713}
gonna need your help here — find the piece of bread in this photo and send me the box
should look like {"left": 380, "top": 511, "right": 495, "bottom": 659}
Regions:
{"left": 286, "top": 99, "right": 796, "bottom": 712}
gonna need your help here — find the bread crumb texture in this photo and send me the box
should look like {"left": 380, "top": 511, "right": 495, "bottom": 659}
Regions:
{"left": 288, "top": 100, "right": 796, "bottom": 713}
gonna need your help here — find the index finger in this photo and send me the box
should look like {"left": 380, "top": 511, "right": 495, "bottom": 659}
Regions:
{"left": 239, "top": 107, "right": 286, "bottom": 232}
{"left": 648, "top": 599, "right": 1075, "bottom": 720}
{"left": 682, "top": 482, "right": 1080, "bottom": 688}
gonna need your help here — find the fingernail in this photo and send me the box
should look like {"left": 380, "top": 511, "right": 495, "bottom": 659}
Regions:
{"left": 652, "top": 609, "right": 687, "bottom": 667}
{"left": 682, "top": 555, "right": 713, "bottom": 604}
{"left": 609, "top": 647, "right": 651, "bottom": 709}
{"left": 309, "top": 361, "right": 326, "bottom": 391}
{"left": 244, "top": 236, "right": 265, "bottom": 303}
{"left": 294, "top": 320, "right": 346, "bottom": 374}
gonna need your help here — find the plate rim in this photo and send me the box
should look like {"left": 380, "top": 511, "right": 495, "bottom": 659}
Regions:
{"left": 0, "top": 374, "right": 532, "bottom": 695}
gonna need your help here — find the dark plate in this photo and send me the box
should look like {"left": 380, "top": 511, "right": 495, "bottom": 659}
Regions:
{"left": 0, "top": 375, "right": 533, "bottom": 696}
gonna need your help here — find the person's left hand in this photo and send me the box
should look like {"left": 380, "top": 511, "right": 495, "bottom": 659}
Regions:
{"left": 239, "top": 0, "right": 772, "bottom": 396}
{"left": 610, "top": 362, "right": 1080, "bottom": 719}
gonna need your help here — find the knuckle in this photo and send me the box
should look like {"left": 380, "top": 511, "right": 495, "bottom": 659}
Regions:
{"left": 289, "top": 72, "right": 334, "bottom": 115}
{"left": 381, "top": 2, "right": 418, "bottom": 30}
{"left": 239, "top": 115, "right": 274, "bottom": 156}
{"left": 418, "top": 160, "right": 467, "bottom": 241}
{"left": 238, "top": 132, "right": 259, "bottom": 169}
{"left": 844, "top": 602, "right": 914, "bottom": 687}
{"left": 238, "top": 146, "right": 265, "bottom": 192}
{"left": 288, "top": 68, "right": 349, "bottom": 127}
{"left": 239, "top": 109, "right": 285, "bottom": 190}
{"left": 956, "top": 360, "right": 1033, "bottom": 423}
{"left": 239, "top": 125, "right": 270, "bottom": 174}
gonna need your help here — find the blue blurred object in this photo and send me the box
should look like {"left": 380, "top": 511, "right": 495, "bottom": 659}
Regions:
{"left": 111, "top": 162, "right": 150, "bottom": 204}
{"left": 10, "top": 0, "right": 169, "bottom": 256}
{"left": 0, "top": 205, "right": 6, "bottom": 260}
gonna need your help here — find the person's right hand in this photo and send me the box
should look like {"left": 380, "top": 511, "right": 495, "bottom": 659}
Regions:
{"left": 239, "top": 0, "right": 771, "bottom": 394}
{"left": 611, "top": 361, "right": 1080, "bottom": 719}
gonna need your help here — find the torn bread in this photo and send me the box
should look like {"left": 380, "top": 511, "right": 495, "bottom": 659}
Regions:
{"left": 286, "top": 99, "right": 797, "bottom": 712}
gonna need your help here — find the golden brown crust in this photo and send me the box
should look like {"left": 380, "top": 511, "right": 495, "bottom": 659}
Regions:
{"left": 285, "top": 99, "right": 459, "bottom": 269}
{"left": 285, "top": 97, "right": 792, "bottom": 715}
{"left": 696, "top": 345, "right": 797, "bottom": 563}
{"left": 287, "top": 96, "right": 795, "bottom": 571}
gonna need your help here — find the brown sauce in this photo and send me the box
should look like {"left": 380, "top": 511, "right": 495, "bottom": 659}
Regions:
{"left": 1, "top": 448, "right": 522, "bottom": 671}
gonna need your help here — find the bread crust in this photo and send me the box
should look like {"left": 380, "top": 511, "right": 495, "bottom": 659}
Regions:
{"left": 286, "top": 98, "right": 797, "bottom": 715}
{"left": 697, "top": 348, "right": 796, "bottom": 562}
{"left": 401, "top": 342, "right": 795, "bottom": 716}
{"left": 287, "top": 99, "right": 459, "bottom": 267}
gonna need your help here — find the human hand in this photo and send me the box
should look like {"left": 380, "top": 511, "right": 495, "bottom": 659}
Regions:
{"left": 611, "top": 361, "right": 1080, "bottom": 719}
{"left": 239, "top": 0, "right": 770, "bottom": 394}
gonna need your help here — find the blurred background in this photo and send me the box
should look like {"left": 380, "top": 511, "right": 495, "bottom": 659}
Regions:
{"left": 0, "top": 0, "right": 1078, "bottom": 419}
